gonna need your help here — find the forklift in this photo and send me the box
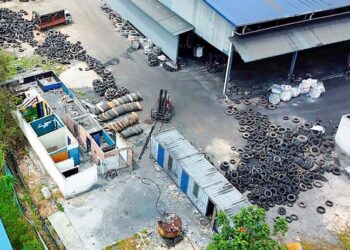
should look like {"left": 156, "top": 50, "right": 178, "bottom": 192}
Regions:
{"left": 151, "top": 89, "right": 173, "bottom": 122}
{"left": 138, "top": 89, "right": 173, "bottom": 162}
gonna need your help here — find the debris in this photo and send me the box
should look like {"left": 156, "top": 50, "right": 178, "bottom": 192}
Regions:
{"left": 41, "top": 187, "right": 52, "bottom": 200}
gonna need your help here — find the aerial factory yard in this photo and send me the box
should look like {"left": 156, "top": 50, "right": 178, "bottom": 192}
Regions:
{"left": 0, "top": 0, "right": 350, "bottom": 250}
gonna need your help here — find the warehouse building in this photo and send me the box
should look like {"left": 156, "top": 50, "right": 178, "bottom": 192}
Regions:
{"left": 106, "top": 0, "right": 350, "bottom": 85}
{"left": 150, "top": 128, "right": 250, "bottom": 228}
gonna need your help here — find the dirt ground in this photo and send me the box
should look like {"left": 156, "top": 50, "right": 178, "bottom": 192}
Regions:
{"left": 3, "top": 0, "right": 350, "bottom": 249}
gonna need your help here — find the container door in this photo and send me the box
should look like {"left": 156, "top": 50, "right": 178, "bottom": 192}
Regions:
{"left": 157, "top": 144, "right": 165, "bottom": 167}
{"left": 180, "top": 170, "right": 189, "bottom": 193}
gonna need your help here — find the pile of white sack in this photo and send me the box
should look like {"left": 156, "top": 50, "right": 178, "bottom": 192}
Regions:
{"left": 269, "top": 78, "right": 325, "bottom": 105}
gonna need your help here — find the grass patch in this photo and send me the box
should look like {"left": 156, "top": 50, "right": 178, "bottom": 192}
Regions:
{"left": 301, "top": 239, "right": 343, "bottom": 250}
{"left": 0, "top": 176, "right": 44, "bottom": 250}
{"left": 1, "top": 50, "right": 65, "bottom": 81}
{"left": 337, "top": 228, "right": 350, "bottom": 250}
{"left": 104, "top": 231, "right": 149, "bottom": 250}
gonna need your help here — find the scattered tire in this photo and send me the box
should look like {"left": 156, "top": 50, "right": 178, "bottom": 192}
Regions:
{"left": 290, "top": 214, "right": 299, "bottom": 221}
{"left": 317, "top": 206, "right": 326, "bottom": 214}
{"left": 313, "top": 181, "right": 323, "bottom": 188}
{"left": 278, "top": 207, "right": 286, "bottom": 215}
{"left": 298, "top": 202, "right": 306, "bottom": 208}
{"left": 285, "top": 216, "right": 293, "bottom": 223}
{"left": 325, "top": 200, "right": 334, "bottom": 207}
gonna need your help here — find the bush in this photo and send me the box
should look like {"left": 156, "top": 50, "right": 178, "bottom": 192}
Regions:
{"left": 207, "top": 206, "right": 288, "bottom": 250}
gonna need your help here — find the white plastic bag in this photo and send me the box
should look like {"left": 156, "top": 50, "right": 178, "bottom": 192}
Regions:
{"left": 271, "top": 84, "right": 282, "bottom": 94}
{"left": 299, "top": 78, "right": 317, "bottom": 94}
{"left": 309, "top": 87, "right": 322, "bottom": 99}
{"left": 317, "top": 81, "right": 325, "bottom": 93}
{"left": 269, "top": 93, "right": 281, "bottom": 105}
{"left": 280, "top": 90, "right": 293, "bottom": 102}
{"left": 281, "top": 84, "right": 292, "bottom": 91}
{"left": 291, "top": 87, "right": 300, "bottom": 97}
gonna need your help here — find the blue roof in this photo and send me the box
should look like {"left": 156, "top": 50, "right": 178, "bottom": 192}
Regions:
{"left": 0, "top": 220, "right": 13, "bottom": 250}
{"left": 203, "top": 0, "right": 350, "bottom": 27}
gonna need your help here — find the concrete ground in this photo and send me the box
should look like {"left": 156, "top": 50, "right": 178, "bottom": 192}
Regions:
{"left": 4, "top": 0, "right": 350, "bottom": 248}
{"left": 61, "top": 166, "right": 211, "bottom": 249}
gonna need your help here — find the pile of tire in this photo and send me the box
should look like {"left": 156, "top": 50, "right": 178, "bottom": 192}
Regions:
{"left": 96, "top": 102, "right": 142, "bottom": 122}
{"left": 104, "top": 112, "right": 139, "bottom": 133}
{"left": 0, "top": 8, "right": 37, "bottom": 49}
{"left": 224, "top": 107, "right": 340, "bottom": 210}
{"left": 120, "top": 125, "right": 143, "bottom": 139}
{"left": 92, "top": 79, "right": 107, "bottom": 96}
{"left": 92, "top": 93, "right": 143, "bottom": 115}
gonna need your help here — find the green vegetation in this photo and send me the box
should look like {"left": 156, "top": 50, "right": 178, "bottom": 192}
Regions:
{"left": 0, "top": 176, "right": 44, "bottom": 250}
{"left": 0, "top": 50, "right": 14, "bottom": 82}
{"left": 0, "top": 49, "right": 65, "bottom": 82}
{"left": 337, "top": 228, "right": 350, "bottom": 250}
{"left": 0, "top": 77, "right": 43, "bottom": 248}
{"left": 0, "top": 88, "right": 24, "bottom": 171}
{"left": 207, "top": 206, "right": 289, "bottom": 250}
{"left": 104, "top": 230, "right": 149, "bottom": 250}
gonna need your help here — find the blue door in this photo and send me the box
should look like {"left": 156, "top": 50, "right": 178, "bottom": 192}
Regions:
{"left": 180, "top": 170, "right": 189, "bottom": 193}
{"left": 157, "top": 145, "right": 165, "bottom": 168}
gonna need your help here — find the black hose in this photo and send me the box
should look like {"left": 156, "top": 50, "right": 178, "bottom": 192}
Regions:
{"left": 141, "top": 177, "right": 162, "bottom": 216}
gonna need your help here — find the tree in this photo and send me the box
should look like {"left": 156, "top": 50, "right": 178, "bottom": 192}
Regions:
{"left": 207, "top": 206, "right": 289, "bottom": 250}
{"left": 0, "top": 50, "right": 13, "bottom": 82}
{"left": 0, "top": 88, "right": 23, "bottom": 175}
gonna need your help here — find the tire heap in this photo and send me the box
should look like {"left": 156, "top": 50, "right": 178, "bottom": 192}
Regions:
{"left": 224, "top": 107, "right": 340, "bottom": 210}
{"left": 34, "top": 30, "right": 84, "bottom": 64}
{"left": 0, "top": 8, "right": 37, "bottom": 49}
{"left": 104, "top": 112, "right": 139, "bottom": 133}
{"left": 104, "top": 86, "right": 130, "bottom": 101}
{"left": 120, "top": 124, "right": 143, "bottom": 139}
{"left": 96, "top": 102, "right": 142, "bottom": 122}
{"left": 93, "top": 93, "right": 143, "bottom": 115}
{"left": 92, "top": 79, "right": 107, "bottom": 96}
{"left": 148, "top": 46, "right": 161, "bottom": 67}
{"left": 34, "top": 30, "right": 128, "bottom": 98}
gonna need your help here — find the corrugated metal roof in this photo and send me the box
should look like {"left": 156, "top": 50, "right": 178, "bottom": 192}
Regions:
{"left": 130, "top": 0, "right": 194, "bottom": 35}
{"left": 178, "top": 154, "right": 250, "bottom": 217}
{"left": 0, "top": 220, "right": 13, "bottom": 250}
{"left": 153, "top": 128, "right": 198, "bottom": 160}
{"left": 230, "top": 15, "right": 350, "bottom": 62}
{"left": 204, "top": 0, "right": 350, "bottom": 27}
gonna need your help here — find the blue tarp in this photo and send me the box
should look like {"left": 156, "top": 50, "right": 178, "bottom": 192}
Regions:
{"left": 203, "top": 0, "right": 350, "bottom": 26}
{"left": 0, "top": 220, "right": 13, "bottom": 250}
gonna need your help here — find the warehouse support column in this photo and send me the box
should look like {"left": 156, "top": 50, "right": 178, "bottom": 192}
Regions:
{"left": 223, "top": 32, "right": 235, "bottom": 96}
{"left": 288, "top": 51, "right": 298, "bottom": 82}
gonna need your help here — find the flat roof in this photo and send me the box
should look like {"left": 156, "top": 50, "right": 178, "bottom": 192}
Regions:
{"left": 230, "top": 15, "right": 350, "bottom": 62}
{"left": 204, "top": 0, "right": 350, "bottom": 27}
{"left": 131, "top": 0, "right": 194, "bottom": 35}
{"left": 0, "top": 220, "right": 13, "bottom": 250}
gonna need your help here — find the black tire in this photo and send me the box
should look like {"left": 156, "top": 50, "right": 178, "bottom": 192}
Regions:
{"left": 317, "top": 206, "right": 326, "bottom": 214}
{"left": 298, "top": 202, "right": 306, "bottom": 208}
{"left": 325, "top": 200, "right": 334, "bottom": 207}
{"left": 290, "top": 214, "right": 299, "bottom": 221}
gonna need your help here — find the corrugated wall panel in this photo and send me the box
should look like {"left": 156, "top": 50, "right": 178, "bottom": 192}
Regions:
{"left": 159, "top": 0, "right": 234, "bottom": 55}
{"left": 150, "top": 136, "right": 158, "bottom": 160}
{"left": 106, "top": 0, "right": 179, "bottom": 62}
{"left": 186, "top": 177, "right": 207, "bottom": 215}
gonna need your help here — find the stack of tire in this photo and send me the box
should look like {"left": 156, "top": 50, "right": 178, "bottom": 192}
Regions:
{"left": 93, "top": 79, "right": 107, "bottom": 96}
